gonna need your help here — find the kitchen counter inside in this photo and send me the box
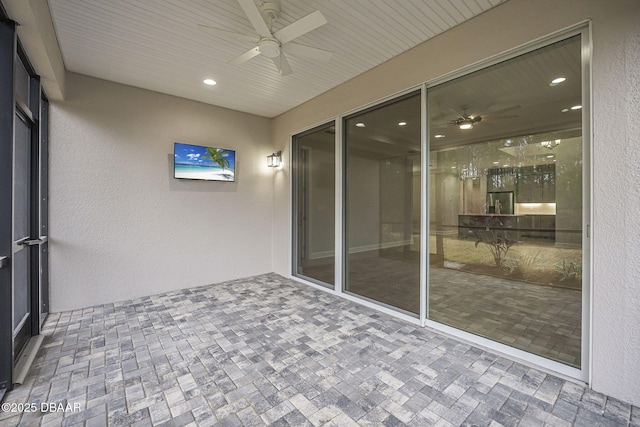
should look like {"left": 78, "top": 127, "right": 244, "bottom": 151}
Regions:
{"left": 458, "top": 213, "right": 525, "bottom": 217}
{"left": 457, "top": 214, "right": 556, "bottom": 241}
{"left": 458, "top": 214, "right": 523, "bottom": 240}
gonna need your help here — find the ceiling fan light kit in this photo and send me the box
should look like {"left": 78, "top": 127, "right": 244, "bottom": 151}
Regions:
{"left": 199, "top": 0, "right": 332, "bottom": 76}
{"left": 259, "top": 39, "right": 281, "bottom": 58}
{"left": 454, "top": 115, "right": 482, "bottom": 130}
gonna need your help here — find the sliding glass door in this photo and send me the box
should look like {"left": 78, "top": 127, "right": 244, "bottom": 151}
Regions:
{"left": 427, "top": 35, "right": 584, "bottom": 368}
{"left": 343, "top": 92, "right": 421, "bottom": 315}
{"left": 292, "top": 123, "right": 336, "bottom": 287}
{"left": 291, "top": 30, "right": 588, "bottom": 376}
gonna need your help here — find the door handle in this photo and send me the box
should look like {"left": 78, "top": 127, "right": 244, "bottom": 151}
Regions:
{"left": 0, "top": 256, "right": 7, "bottom": 269}
{"left": 17, "top": 235, "right": 48, "bottom": 246}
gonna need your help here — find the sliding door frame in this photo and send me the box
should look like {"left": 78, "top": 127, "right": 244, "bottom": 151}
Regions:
{"left": 337, "top": 86, "right": 423, "bottom": 325}
{"left": 0, "top": 16, "right": 17, "bottom": 399}
{"left": 340, "top": 89, "right": 422, "bottom": 319}
{"left": 291, "top": 120, "right": 337, "bottom": 289}
{"left": 290, "top": 22, "right": 591, "bottom": 382}
{"left": 421, "top": 22, "right": 592, "bottom": 382}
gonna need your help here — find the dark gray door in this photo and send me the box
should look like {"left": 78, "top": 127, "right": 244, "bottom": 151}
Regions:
{"left": 12, "top": 111, "right": 33, "bottom": 361}
{"left": 1, "top": 18, "right": 48, "bottom": 396}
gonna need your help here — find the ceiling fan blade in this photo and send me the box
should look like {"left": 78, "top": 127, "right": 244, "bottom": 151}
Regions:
{"left": 284, "top": 43, "right": 332, "bottom": 61}
{"left": 490, "top": 104, "right": 522, "bottom": 115}
{"left": 228, "top": 46, "right": 261, "bottom": 65}
{"left": 236, "top": 0, "right": 272, "bottom": 38}
{"left": 197, "top": 25, "right": 258, "bottom": 43}
{"left": 438, "top": 104, "right": 465, "bottom": 118}
{"left": 272, "top": 53, "right": 293, "bottom": 76}
{"left": 273, "top": 10, "right": 327, "bottom": 44}
{"left": 490, "top": 114, "right": 519, "bottom": 120}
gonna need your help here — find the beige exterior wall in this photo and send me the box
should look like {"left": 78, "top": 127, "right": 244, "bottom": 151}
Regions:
{"left": 272, "top": 0, "right": 640, "bottom": 406}
{"left": 49, "top": 73, "right": 274, "bottom": 312}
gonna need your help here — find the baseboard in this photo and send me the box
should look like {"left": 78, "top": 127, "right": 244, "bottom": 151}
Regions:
{"left": 309, "top": 240, "right": 412, "bottom": 259}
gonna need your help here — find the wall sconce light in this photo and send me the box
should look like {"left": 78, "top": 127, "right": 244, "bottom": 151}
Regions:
{"left": 267, "top": 151, "right": 282, "bottom": 168}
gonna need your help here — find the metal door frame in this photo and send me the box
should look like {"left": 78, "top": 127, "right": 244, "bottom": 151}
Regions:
{"left": 0, "top": 12, "right": 48, "bottom": 398}
{"left": 0, "top": 15, "right": 17, "bottom": 400}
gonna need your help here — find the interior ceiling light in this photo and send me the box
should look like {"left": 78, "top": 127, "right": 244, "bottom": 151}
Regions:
{"left": 355, "top": 122, "right": 365, "bottom": 128}
{"left": 434, "top": 134, "right": 445, "bottom": 138}
{"left": 571, "top": 105, "right": 582, "bottom": 110}
{"left": 550, "top": 77, "right": 566, "bottom": 86}
{"left": 203, "top": 78, "right": 217, "bottom": 86}
{"left": 492, "top": 161, "right": 500, "bottom": 165}
{"left": 561, "top": 108, "right": 569, "bottom": 113}
{"left": 398, "top": 121, "right": 407, "bottom": 126}
{"left": 453, "top": 115, "right": 481, "bottom": 130}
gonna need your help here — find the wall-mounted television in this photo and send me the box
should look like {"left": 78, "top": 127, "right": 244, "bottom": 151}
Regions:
{"left": 174, "top": 142, "right": 236, "bottom": 182}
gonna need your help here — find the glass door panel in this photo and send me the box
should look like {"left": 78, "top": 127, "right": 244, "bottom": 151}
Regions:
{"left": 427, "top": 36, "right": 583, "bottom": 367}
{"left": 344, "top": 92, "right": 421, "bottom": 315}
{"left": 293, "top": 123, "right": 336, "bottom": 287}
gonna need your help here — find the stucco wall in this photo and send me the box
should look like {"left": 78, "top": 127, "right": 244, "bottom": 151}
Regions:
{"left": 271, "top": 0, "right": 640, "bottom": 407}
{"left": 50, "top": 73, "right": 274, "bottom": 312}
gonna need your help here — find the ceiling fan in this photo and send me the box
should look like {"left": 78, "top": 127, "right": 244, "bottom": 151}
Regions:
{"left": 449, "top": 104, "right": 521, "bottom": 130}
{"left": 451, "top": 112, "right": 482, "bottom": 130}
{"left": 199, "top": 0, "right": 332, "bottom": 76}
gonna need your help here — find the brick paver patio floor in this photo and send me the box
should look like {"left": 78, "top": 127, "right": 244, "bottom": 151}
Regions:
{"left": 1, "top": 273, "right": 638, "bottom": 426}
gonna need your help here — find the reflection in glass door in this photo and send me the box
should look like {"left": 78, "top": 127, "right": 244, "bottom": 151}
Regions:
{"left": 427, "top": 35, "right": 584, "bottom": 367}
{"left": 344, "top": 92, "right": 421, "bottom": 315}
{"left": 292, "top": 123, "right": 336, "bottom": 287}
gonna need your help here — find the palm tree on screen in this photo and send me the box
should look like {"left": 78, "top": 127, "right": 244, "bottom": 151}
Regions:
{"left": 203, "top": 148, "right": 230, "bottom": 171}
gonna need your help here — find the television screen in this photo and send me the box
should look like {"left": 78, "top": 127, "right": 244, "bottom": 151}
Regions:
{"left": 174, "top": 142, "right": 236, "bottom": 182}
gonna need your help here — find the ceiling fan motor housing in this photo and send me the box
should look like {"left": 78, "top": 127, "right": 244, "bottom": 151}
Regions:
{"left": 259, "top": 38, "right": 281, "bottom": 58}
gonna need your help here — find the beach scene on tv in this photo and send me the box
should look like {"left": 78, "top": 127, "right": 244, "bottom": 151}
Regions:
{"left": 174, "top": 142, "right": 235, "bottom": 182}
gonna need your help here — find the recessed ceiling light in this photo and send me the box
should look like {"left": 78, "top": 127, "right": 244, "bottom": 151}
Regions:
{"left": 546, "top": 154, "right": 555, "bottom": 158}
{"left": 459, "top": 123, "right": 473, "bottom": 130}
{"left": 451, "top": 166, "right": 456, "bottom": 169}
{"left": 561, "top": 108, "right": 569, "bottom": 113}
{"left": 203, "top": 78, "right": 217, "bottom": 86}
{"left": 550, "top": 77, "right": 566, "bottom": 86}
{"left": 398, "top": 121, "right": 407, "bottom": 126}
{"left": 355, "top": 122, "right": 365, "bottom": 128}
{"left": 434, "top": 134, "right": 445, "bottom": 138}
{"left": 571, "top": 105, "right": 582, "bottom": 110}
{"left": 503, "top": 164, "right": 509, "bottom": 167}
{"left": 493, "top": 161, "right": 500, "bottom": 165}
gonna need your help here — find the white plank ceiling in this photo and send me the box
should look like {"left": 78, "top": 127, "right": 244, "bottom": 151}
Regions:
{"left": 47, "top": 0, "right": 506, "bottom": 118}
